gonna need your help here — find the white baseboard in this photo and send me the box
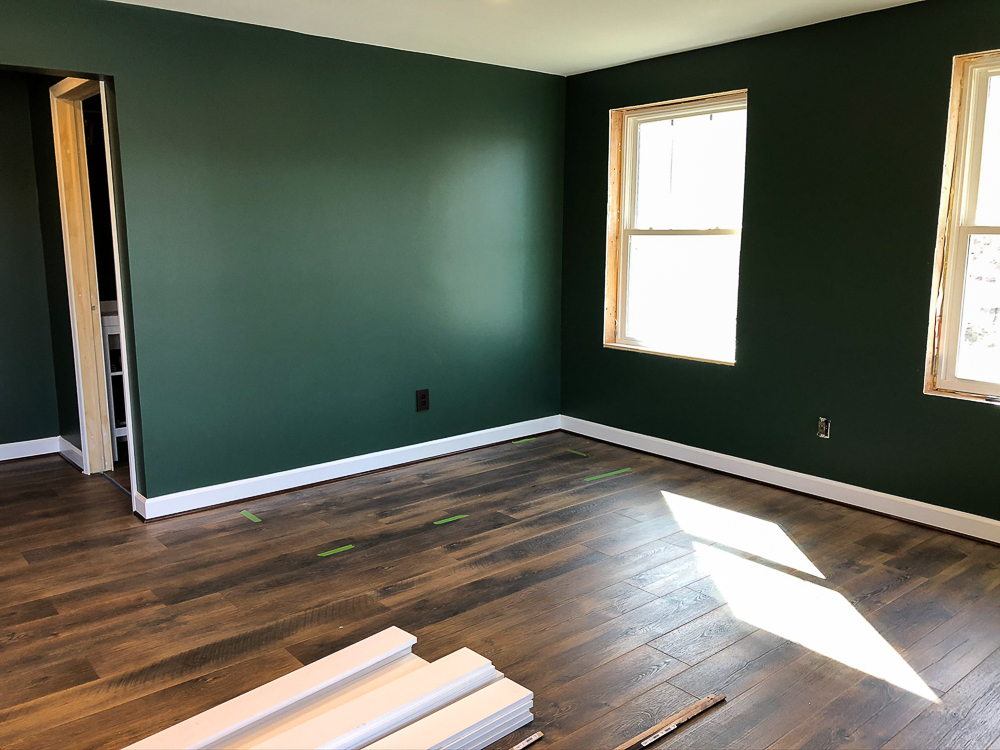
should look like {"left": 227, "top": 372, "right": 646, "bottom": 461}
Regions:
{"left": 139, "top": 415, "right": 561, "bottom": 520}
{"left": 59, "top": 437, "right": 85, "bottom": 471}
{"left": 135, "top": 412, "right": 1000, "bottom": 543}
{"left": 560, "top": 415, "right": 1000, "bottom": 545}
{"left": 0, "top": 436, "right": 61, "bottom": 462}
{"left": 133, "top": 491, "right": 149, "bottom": 518}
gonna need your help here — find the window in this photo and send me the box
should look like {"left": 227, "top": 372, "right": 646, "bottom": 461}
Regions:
{"left": 927, "top": 50, "right": 1000, "bottom": 402}
{"left": 604, "top": 90, "right": 748, "bottom": 364}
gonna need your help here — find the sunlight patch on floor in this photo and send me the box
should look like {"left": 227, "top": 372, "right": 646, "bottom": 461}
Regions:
{"left": 693, "top": 543, "right": 937, "bottom": 701}
{"left": 662, "top": 491, "right": 824, "bottom": 577}
{"left": 660, "top": 490, "right": 937, "bottom": 702}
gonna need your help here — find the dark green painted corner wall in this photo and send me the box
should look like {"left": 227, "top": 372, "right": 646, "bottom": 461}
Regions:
{"left": 10, "top": 0, "right": 993, "bottom": 522}
{"left": 1, "top": 0, "right": 565, "bottom": 497}
{"left": 0, "top": 72, "right": 59, "bottom": 445}
{"left": 561, "top": 0, "right": 1000, "bottom": 520}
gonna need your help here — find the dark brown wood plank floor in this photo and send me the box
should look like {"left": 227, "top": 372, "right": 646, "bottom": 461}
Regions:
{"left": 1, "top": 431, "right": 999, "bottom": 750}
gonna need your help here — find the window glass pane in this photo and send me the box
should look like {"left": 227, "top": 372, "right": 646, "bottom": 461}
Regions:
{"left": 955, "top": 234, "right": 1000, "bottom": 384}
{"left": 634, "top": 108, "right": 747, "bottom": 231}
{"left": 976, "top": 75, "right": 1000, "bottom": 226}
{"left": 624, "top": 234, "right": 740, "bottom": 362}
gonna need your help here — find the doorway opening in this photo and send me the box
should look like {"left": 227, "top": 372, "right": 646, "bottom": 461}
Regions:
{"left": 49, "top": 76, "right": 138, "bottom": 500}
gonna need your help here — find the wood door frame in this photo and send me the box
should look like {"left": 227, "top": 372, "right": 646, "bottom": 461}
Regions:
{"left": 50, "top": 76, "right": 137, "bottom": 494}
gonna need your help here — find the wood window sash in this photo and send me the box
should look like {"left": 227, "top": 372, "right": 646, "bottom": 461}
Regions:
{"left": 603, "top": 90, "right": 747, "bottom": 364}
{"left": 925, "top": 50, "right": 1000, "bottom": 403}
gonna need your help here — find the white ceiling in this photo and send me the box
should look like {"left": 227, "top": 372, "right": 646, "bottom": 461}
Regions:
{"left": 111, "top": 0, "right": 921, "bottom": 76}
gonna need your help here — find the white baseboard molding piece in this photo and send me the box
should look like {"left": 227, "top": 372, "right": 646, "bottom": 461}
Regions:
{"left": 258, "top": 648, "right": 499, "bottom": 750}
{"left": 228, "top": 654, "right": 430, "bottom": 750}
{"left": 59, "top": 437, "right": 85, "bottom": 471}
{"left": 127, "top": 627, "right": 418, "bottom": 750}
{"left": 140, "top": 415, "right": 560, "bottom": 519}
{"left": 453, "top": 709, "right": 535, "bottom": 750}
{"left": 133, "top": 491, "right": 149, "bottom": 518}
{"left": 439, "top": 709, "right": 532, "bottom": 750}
{"left": 0, "top": 436, "right": 61, "bottom": 462}
{"left": 560, "top": 415, "right": 1000, "bottom": 545}
{"left": 366, "top": 678, "right": 532, "bottom": 750}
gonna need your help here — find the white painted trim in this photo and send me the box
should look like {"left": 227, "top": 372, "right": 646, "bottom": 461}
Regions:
{"left": 127, "top": 627, "right": 418, "bottom": 750}
{"left": 99, "top": 80, "right": 141, "bottom": 511}
{"left": 0, "top": 437, "right": 61, "bottom": 462}
{"left": 59, "top": 437, "right": 86, "bottom": 470}
{"left": 140, "top": 415, "right": 561, "bottom": 519}
{"left": 366, "top": 678, "right": 532, "bottom": 750}
{"left": 137, "top": 413, "right": 1000, "bottom": 544}
{"left": 462, "top": 709, "right": 535, "bottom": 750}
{"left": 560, "top": 416, "right": 1000, "bottom": 545}
{"left": 257, "top": 648, "right": 498, "bottom": 750}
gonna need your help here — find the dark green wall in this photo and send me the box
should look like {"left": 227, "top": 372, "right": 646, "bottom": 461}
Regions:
{"left": 12, "top": 0, "right": 988, "bottom": 522}
{"left": 562, "top": 0, "right": 1000, "bottom": 520}
{"left": 1, "top": 0, "right": 565, "bottom": 497}
{"left": 0, "top": 72, "right": 60, "bottom": 445}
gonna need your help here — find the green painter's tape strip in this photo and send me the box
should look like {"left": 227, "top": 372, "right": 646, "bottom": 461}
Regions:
{"left": 318, "top": 544, "right": 355, "bottom": 557}
{"left": 240, "top": 510, "right": 262, "bottom": 523}
{"left": 567, "top": 449, "right": 588, "bottom": 457}
{"left": 512, "top": 438, "right": 536, "bottom": 444}
{"left": 434, "top": 515, "right": 469, "bottom": 525}
{"left": 584, "top": 468, "right": 632, "bottom": 482}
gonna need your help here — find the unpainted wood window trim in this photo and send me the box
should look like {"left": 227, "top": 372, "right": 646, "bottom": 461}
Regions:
{"left": 603, "top": 90, "right": 748, "bottom": 366}
{"left": 925, "top": 50, "right": 1000, "bottom": 404}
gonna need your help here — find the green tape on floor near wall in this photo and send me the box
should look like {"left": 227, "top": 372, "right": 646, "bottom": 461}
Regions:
{"left": 512, "top": 438, "right": 536, "bottom": 444}
{"left": 584, "top": 468, "right": 631, "bottom": 482}
{"left": 240, "top": 510, "right": 261, "bottom": 522}
{"left": 318, "top": 544, "right": 355, "bottom": 557}
{"left": 567, "top": 449, "right": 588, "bottom": 457}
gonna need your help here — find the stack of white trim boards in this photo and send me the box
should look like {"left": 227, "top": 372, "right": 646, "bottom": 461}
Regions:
{"left": 126, "top": 627, "right": 534, "bottom": 750}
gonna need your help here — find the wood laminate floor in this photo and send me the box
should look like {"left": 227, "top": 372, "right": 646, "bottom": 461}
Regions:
{"left": 2, "top": 431, "right": 999, "bottom": 750}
